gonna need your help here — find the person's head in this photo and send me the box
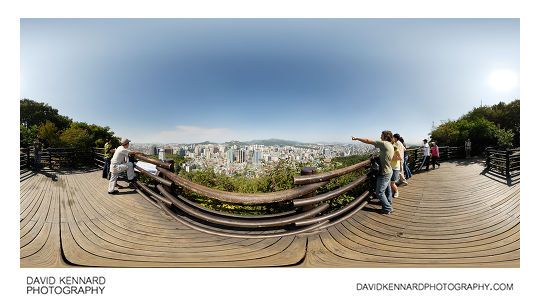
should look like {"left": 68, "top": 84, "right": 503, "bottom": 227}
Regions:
{"left": 105, "top": 137, "right": 110, "bottom": 143}
{"left": 432, "top": 141, "right": 437, "bottom": 146}
{"left": 381, "top": 131, "right": 393, "bottom": 143}
{"left": 423, "top": 139, "right": 428, "bottom": 144}
{"left": 393, "top": 133, "right": 401, "bottom": 143}
{"left": 120, "top": 138, "right": 131, "bottom": 148}
{"left": 467, "top": 138, "right": 470, "bottom": 141}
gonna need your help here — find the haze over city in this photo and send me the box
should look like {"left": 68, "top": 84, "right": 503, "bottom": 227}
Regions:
{"left": 20, "top": 19, "right": 519, "bottom": 145}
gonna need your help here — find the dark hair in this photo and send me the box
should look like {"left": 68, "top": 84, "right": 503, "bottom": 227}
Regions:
{"left": 423, "top": 139, "right": 428, "bottom": 142}
{"left": 393, "top": 133, "right": 401, "bottom": 140}
{"left": 381, "top": 131, "right": 393, "bottom": 143}
{"left": 399, "top": 137, "right": 406, "bottom": 148}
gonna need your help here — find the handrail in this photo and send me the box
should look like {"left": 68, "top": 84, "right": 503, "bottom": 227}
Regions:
{"left": 157, "top": 166, "right": 328, "bottom": 205}
{"left": 156, "top": 184, "right": 329, "bottom": 228}
{"left": 485, "top": 147, "right": 520, "bottom": 177}
{"left": 133, "top": 153, "right": 172, "bottom": 170}
{"left": 293, "top": 174, "right": 369, "bottom": 206}
{"left": 293, "top": 159, "right": 370, "bottom": 185}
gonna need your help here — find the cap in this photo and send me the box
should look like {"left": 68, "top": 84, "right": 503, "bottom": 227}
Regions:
{"left": 121, "top": 138, "right": 131, "bottom": 145}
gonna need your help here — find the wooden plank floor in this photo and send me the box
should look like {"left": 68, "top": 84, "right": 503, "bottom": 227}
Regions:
{"left": 20, "top": 159, "right": 519, "bottom": 267}
{"left": 300, "top": 159, "right": 520, "bottom": 267}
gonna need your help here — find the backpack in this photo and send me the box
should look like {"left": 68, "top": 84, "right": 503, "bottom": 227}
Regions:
{"left": 370, "top": 154, "right": 381, "bottom": 175}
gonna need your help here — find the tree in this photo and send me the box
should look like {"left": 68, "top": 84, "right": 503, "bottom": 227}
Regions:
{"left": 60, "top": 127, "right": 92, "bottom": 149}
{"left": 20, "top": 99, "right": 72, "bottom": 130}
{"left": 69, "top": 122, "right": 117, "bottom": 147}
{"left": 430, "top": 99, "right": 519, "bottom": 153}
{"left": 20, "top": 124, "right": 39, "bottom": 148}
{"left": 38, "top": 120, "right": 60, "bottom": 147}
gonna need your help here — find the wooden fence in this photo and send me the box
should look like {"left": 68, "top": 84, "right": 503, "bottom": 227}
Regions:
{"left": 91, "top": 150, "right": 374, "bottom": 238}
{"left": 20, "top": 147, "right": 95, "bottom": 169}
{"left": 485, "top": 147, "right": 520, "bottom": 176}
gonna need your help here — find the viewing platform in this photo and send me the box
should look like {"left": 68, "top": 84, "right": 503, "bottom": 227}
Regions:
{"left": 20, "top": 155, "right": 519, "bottom": 268}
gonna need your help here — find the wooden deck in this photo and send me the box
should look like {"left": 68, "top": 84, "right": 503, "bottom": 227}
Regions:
{"left": 20, "top": 158, "right": 519, "bottom": 267}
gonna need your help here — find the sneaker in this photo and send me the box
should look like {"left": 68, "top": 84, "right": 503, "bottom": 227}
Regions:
{"left": 380, "top": 209, "right": 393, "bottom": 215}
{"left": 108, "top": 190, "right": 118, "bottom": 194}
{"left": 394, "top": 191, "right": 399, "bottom": 198}
{"left": 401, "top": 181, "right": 408, "bottom": 186}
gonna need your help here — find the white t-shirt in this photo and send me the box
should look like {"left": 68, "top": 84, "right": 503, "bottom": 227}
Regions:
{"left": 111, "top": 146, "right": 130, "bottom": 165}
{"left": 423, "top": 143, "right": 430, "bottom": 156}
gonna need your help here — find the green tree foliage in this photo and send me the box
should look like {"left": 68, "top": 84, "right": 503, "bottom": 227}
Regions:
{"left": 20, "top": 124, "right": 39, "bottom": 148}
{"left": 20, "top": 99, "right": 72, "bottom": 130}
{"left": 430, "top": 99, "right": 519, "bottom": 152}
{"left": 60, "top": 127, "right": 92, "bottom": 149}
{"left": 69, "top": 122, "right": 116, "bottom": 147}
{"left": 38, "top": 120, "right": 60, "bottom": 147}
{"left": 20, "top": 99, "right": 119, "bottom": 148}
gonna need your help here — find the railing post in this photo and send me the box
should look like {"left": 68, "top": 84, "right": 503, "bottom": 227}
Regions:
{"left": 506, "top": 149, "right": 510, "bottom": 177}
{"left": 486, "top": 148, "right": 490, "bottom": 170}
{"left": 162, "top": 159, "right": 178, "bottom": 194}
{"left": 413, "top": 149, "right": 418, "bottom": 170}
{"left": 48, "top": 149, "right": 52, "bottom": 169}
{"left": 299, "top": 166, "right": 317, "bottom": 211}
{"left": 26, "top": 148, "right": 30, "bottom": 168}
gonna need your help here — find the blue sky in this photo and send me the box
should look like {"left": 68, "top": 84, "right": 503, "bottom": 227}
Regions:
{"left": 20, "top": 19, "right": 519, "bottom": 144}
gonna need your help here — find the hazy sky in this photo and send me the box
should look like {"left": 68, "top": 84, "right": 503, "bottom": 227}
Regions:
{"left": 20, "top": 18, "right": 519, "bottom": 144}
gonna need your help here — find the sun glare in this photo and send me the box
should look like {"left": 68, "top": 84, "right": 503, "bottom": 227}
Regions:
{"left": 488, "top": 69, "right": 518, "bottom": 92}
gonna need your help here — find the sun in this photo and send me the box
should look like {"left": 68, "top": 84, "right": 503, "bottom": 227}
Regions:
{"left": 488, "top": 69, "right": 518, "bottom": 92}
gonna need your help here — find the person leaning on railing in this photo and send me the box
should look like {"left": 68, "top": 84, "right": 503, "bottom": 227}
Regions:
{"left": 352, "top": 131, "right": 395, "bottom": 214}
{"left": 102, "top": 138, "right": 115, "bottom": 179}
{"left": 108, "top": 138, "right": 145, "bottom": 194}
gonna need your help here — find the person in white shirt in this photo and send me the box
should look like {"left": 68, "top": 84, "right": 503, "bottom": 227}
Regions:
{"left": 417, "top": 139, "right": 431, "bottom": 171}
{"left": 108, "top": 138, "right": 145, "bottom": 194}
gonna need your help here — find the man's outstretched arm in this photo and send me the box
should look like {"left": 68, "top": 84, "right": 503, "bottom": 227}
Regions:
{"left": 352, "top": 136, "right": 375, "bottom": 145}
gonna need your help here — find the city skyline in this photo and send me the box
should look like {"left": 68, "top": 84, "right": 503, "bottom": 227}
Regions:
{"left": 20, "top": 19, "right": 519, "bottom": 145}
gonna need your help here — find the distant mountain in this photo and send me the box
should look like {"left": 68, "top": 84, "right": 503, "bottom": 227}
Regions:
{"left": 244, "top": 138, "right": 301, "bottom": 146}
{"left": 151, "top": 138, "right": 352, "bottom": 146}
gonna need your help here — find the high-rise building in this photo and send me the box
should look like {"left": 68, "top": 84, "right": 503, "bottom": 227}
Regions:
{"left": 158, "top": 148, "right": 166, "bottom": 160}
{"left": 238, "top": 149, "right": 246, "bottom": 163}
{"left": 253, "top": 150, "right": 261, "bottom": 164}
{"left": 226, "top": 150, "right": 234, "bottom": 163}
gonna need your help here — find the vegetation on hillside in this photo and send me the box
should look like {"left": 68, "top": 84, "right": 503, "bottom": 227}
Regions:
{"left": 20, "top": 99, "right": 119, "bottom": 149}
{"left": 429, "top": 99, "right": 519, "bottom": 153}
